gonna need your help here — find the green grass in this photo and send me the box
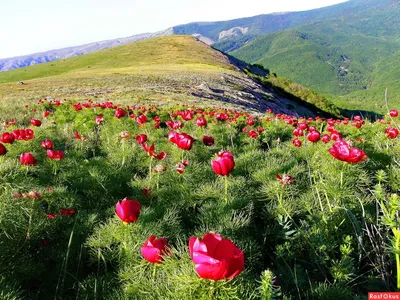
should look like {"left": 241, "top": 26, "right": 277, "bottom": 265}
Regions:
{"left": 0, "top": 36, "right": 242, "bottom": 111}
{"left": 224, "top": 0, "right": 400, "bottom": 114}
{"left": 1, "top": 99, "right": 400, "bottom": 299}
{"left": 0, "top": 35, "right": 234, "bottom": 84}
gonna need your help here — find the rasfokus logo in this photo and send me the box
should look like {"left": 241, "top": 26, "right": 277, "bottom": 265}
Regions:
{"left": 369, "top": 293, "right": 400, "bottom": 299}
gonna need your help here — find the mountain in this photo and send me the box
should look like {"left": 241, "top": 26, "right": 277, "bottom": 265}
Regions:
{"left": 227, "top": 0, "right": 400, "bottom": 113}
{"left": 0, "top": 1, "right": 354, "bottom": 72}
{"left": 0, "top": 29, "right": 173, "bottom": 72}
{"left": 1, "top": 0, "right": 398, "bottom": 113}
{"left": 0, "top": 36, "right": 339, "bottom": 118}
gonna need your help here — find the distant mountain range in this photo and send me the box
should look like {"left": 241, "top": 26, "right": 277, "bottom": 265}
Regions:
{"left": 1, "top": 0, "right": 399, "bottom": 113}
{"left": 0, "top": 29, "right": 174, "bottom": 72}
{"left": 0, "top": 0, "right": 355, "bottom": 72}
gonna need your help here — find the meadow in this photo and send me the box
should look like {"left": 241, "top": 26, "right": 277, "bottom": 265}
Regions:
{"left": 0, "top": 98, "right": 399, "bottom": 299}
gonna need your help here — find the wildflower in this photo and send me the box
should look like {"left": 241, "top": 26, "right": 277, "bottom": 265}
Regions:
{"left": 0, "top": 143, "right": 7, "bottom": 155}
{"left": 276, "top": 174, "right": 294, "bottom": 185}
{"left": 211, "top": 150, "right": 235, "bottom": 176}
{"left": 114, "top": 108, "right": 127, "bottom": 118}
{"left": 189, "top": 233, "right": 244, "bottom": 280}
{"left": 307, "top": 131, "right": 320, "bottom": 143}
{"left": 141, "top": 236, "right": 170, "bottom": 263}
{"left": 292, "top": 138, "right": 302, "bottom": 147}
{"left": 328, "top": 139, "right": 367, "bottom": 163}
{"left": 385, "top": 127, "right": 399, "bottom": 139}
{"left": 20, "top": 152, "right": 37, "bottom": 166}
{"left": 46, "top": 150, "right": 64, "bottom": 160}
{"left": 202, "top": 136, "right": 214, "bottom": 146}
{"left": 41, "top": 139, "right": 53, "bottom": 149}
{"left": 1, "top": 132, "right": 15, "bottom": 144}
{"left": 196, "top": 117, "right": 207, "bottom": 127}
{"left": 115, "top": 198, "right": 141, "bottom": 224}
{"left": 30, "top": 119, "right": 42, "bottom": 127}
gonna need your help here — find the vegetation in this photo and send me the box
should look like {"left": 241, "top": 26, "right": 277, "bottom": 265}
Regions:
{"left": 226, "top": 0, "right": 400, "bottom": 114}
{"left": 243, "top": 66, "right": 341, "bottom": 118}
{"left": 0, "top": 97, "right": 400, "bottom": 298}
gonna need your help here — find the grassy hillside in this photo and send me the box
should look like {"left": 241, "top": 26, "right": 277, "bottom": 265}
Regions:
{"left": 0, "top": 35, "right": 337, "bottom": 118}
{"left": 0, "top": 35, "right": 234, "bottom": 84}
{"left": 228, "top": 0, "right": 400, "bottom": 113}
{"left": 0, "top": 36, "right": 237, "bottom": 109}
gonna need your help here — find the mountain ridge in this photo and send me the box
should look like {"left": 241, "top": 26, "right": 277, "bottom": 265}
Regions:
{"left": 0, "top": 1, "right": 354, "bottom": 72}
{"left": 0, "top": 35, "right": 339, "bottom": 118}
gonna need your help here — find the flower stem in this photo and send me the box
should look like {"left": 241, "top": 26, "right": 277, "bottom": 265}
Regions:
{"left": 209, "top": 280, "right": 215, "bottom": 300}
{"left": 26, "top": 200, "right": 35, "bottom": 240}
{"left": 157, "top": 171, "right": 160, "bottom": 191}
{"left": 340, "top": 170, "right": 343, "bottom": 188}
{"left": 148, "top": 157, "right": 153, "bottom": 184}
{"left": 277, "top": 191, "right": 292, "bottom": 221}
{"left": 152, "top": 263, "right": 157, "bottom": 282}
{"left": 53, "top": 162, "right": 58, "bottom": 176}
{"left": 224, "top": 176, "right": 228, "bottom": 204}
{"left": 395, "top": 230, "right": 400, "bottom": 289}
{"left": 121, "top": 140, "right": 126, "bottom": 167}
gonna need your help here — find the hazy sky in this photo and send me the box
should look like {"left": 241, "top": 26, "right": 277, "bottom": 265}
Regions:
{"left": 0, "top": 0, "right": 348, "bottom": 59}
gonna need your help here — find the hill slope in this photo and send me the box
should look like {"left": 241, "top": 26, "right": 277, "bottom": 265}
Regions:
{"left": 0, "top": 36, "right": 337, "bottom": 118}
{"left": 229, "top": 0, "right": 400, "bottom": 112}
{"left": 0, "top": 0, "right": 358, "bottom": 72}
{"left": 0, "top": 29, "right": 173, "bottom": 72}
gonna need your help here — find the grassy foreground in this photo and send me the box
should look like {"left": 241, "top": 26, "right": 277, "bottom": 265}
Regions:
{"left": 0, "top": 98, "right": 400, "bottom": 299}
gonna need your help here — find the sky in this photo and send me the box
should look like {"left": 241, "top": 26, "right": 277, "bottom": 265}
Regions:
{"left": 0, "top": 0, "right": 348, "bottom": 59}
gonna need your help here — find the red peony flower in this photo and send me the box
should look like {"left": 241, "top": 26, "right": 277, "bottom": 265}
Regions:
{"left": 1, "top": 132, "right": 15, "bottom": 144}
{"left": 95, "top": 115, "right": 104, "bottom": 125}
{"left": 20, "top": 152, "right": 37, "bottom": 166}
{"left": 114, "top": 108, "right": 127, "bottom": 118}
{"left": 189, "top": 233, "right": 244, "bottom": 281}
{"left": 385, "top": 127, "right": 399, "bottom": 139}
{"left": 176, "top": 162, "right": 185, "bottom": 174}
{"left": 328, "top": 140, "right": 367, "bottom": 163}
{"left": 142, "top": 143, "right": 167, "bottom": 160}
{"left": 30, "top": 119, "right": 42, "bottom": 127}
{"left": 43, "top": 111, "right": 50, "bottom": 118}
{"left": 169, "top": 131, "right": 194, "bottom": 150}
{"left": 46, "top": 150, "right": 64, "bottom": 160}
{"left": 390, "top": 110, "right": 398, "bottom": 117}
{"left": 115, "top": 198, "right": 141, "bottom": 224}
{"left": 321, "top": 134, "right": 331, "bottom": 143}
{"left": 276, "top": 174, "right": 294, "bottom": 185}
{"left": 298, "top": 122, "right": 308, "bottom": 130}
{"left": 141, "top": 235, "right": 170, "bottom": 264}
{"left": 135, "top": 134, "right": 148, "bottom": 145}
{"left": 246, "top": 118, "right": 255, "bottom": 126}
{"left": 307, "top": 131, "right": 320, "bottom": 143}
{"left": 143, "top": 187, "right": 151, "bottom": 197}
{"left": 136, "top": 115, "right": 148, "bottom": 125}
{"left": 293, "top": 128, "right": 303, "bottom": 137}
{"left": 330, "top": 131, "right": 342, "bottom": 141}
{"left": 74, "top": 131, "right": 86, "bottom": 141}
{"left": 166, "top": 120, "right": 184, "bottom": 130}
{"left": 203, "top": 136, "right": 215, "bottom": 146}
{"left": 46, "top": 213, "right": 59, "bottom": 219}
{"left": 211, "top": 150, "right": 235, "bottom": 176}
{"left": 13, "top": 129, "right": 34, "bottom": 141}
{"left": 0, "top": 143, "right": 7, "bottom": 156}
{"left": 248, "top": 130, "right": 258, "bottom": 138}
{"left": 60, "top": 208, "right": 76, "bottom": 216}
{"left": 196, "top": 117, "right": 207, "bottom": 127}
{"left": 180, "top": 110, "right": 193, "bottom": 121}
{"left": 41, "top": 139, "right": 53, "bottom": 149}
{"left": 292, "top": 138, "right": 302, "bottom": 147}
